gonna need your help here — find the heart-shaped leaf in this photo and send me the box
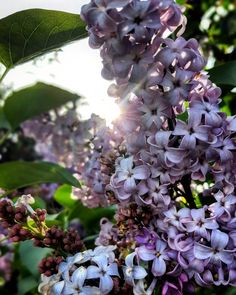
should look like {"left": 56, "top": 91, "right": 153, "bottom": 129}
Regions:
{"left": 208, "top": 60, "right": 236, "bottom": 86}
{"left": 0, "top": 161, "right": 81, "bottom": 191}
{"left": 0, "top": 9, "right": 87, "bottom": 69}
{"left": 4, "top": 82, "right": 80, "bottom": 129}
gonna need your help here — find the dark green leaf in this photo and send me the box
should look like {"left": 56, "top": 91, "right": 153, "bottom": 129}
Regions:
{"left": 208, "top": 60, "right": 236, "bottom": 86}
{"left": 17, "top": 276, "right": 38, "bottom": 295}
{"left": 224, "top": 288, "right": 236, "bottom": 295}
{"left": 0, "top": 107, "right": 11, "bottom": 130}
{"left": 19, "top": 240, "right": 52, "bottom": 276}
{"left": 69, "top": 203, "right": 116, "bottom": 234}
{"left": 54, "top": 184, "right": 77, "bottom": 208}
{"left": 0, "top": 161, "right": 81, "bottom": 191}
{"left": 31, "top": 196, "right": 47, "bottom": 210}
{"left": 4, "top": 82, "right": 79, "bottom": 129}
{"left": 176, "top": 111, "right": 188, "bottom": 122}
{"left": 0, "top": 9, "right": 87, "bottom": 68}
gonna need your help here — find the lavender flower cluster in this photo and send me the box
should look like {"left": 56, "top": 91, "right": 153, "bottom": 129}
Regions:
{"left": 36, "top": 0, "right": 236, "bottom": 293}
{"left": 23, "top": 111, "right": 123, "bottom": 207}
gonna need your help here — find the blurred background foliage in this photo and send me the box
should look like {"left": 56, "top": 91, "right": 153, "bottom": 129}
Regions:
{"left": 177, "top": 0, "right": 236, "bottom": 117}
{"left": 0, "top": 0, "right": 235, "bottom": 294}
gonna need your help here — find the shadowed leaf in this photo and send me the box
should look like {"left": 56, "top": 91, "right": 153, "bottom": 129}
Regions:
{"left": 0, "top": 161, "right": 81, "bottom": 191}
{"left": 0, "top": 9, "right": 87, "bottom": 69}
{"left": 4, "top": 82, "right": 79, "bottom": 129}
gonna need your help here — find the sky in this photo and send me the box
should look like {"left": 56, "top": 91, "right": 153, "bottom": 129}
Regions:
{"left": 0, "top": 0, "right": 120, "bottom": 124}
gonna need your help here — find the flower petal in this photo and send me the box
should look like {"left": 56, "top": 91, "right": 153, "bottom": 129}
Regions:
{"left": 152, "top": 257, "right": 166, "bottom": 276}
{"left": 133, "top": 266, "right": 147, "bottom": 280}
{"left": 71, "top": 266, "right": 87, "bottom": 289}
{"left": 86, "top": 265, "right": 101, "bottom": 279}
{"left": 194, "top": 242, "right": 212, "bottom": 260}
{"left": 100, "top": 274, "right": 114, "bottom": 294}
{"left": 211, "top": 230, "right": 229, "bottom": 250}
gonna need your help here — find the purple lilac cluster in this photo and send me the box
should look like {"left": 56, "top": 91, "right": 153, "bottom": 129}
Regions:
{"left": 82, "top": 0, "right": 236, "bottom": 293}
{"left": 73, "top": 115, "right": 124, "bottom": 208}
{"left": 22, "top": 109, "right": 90, "bottom": 168}
{"left": 23, "top": 111, "right": 123, "bottom": 207}
{"left": 38, "top": 0, "right": 236, "bottom": 294}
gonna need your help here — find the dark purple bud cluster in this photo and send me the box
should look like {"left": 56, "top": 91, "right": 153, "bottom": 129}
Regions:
{"left": 38, "top": 256, "right": 64, "bottom": 277}
{"left": 0, "top": 197, "right": 84, "bottom": 256}
{"left": 35, "top": 226, "right": 84, "bottom": 255}
{"left": 0, "top": 199, "right": 31, "bottom": 242}
{"left": 34, "top": 208, "right": 47, "bottom": 222}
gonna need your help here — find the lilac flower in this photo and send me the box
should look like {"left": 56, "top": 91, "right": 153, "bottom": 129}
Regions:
{"left": 156, "top": 37, "right": 205, "bottom": 71}
{"left": 160, "top": 1, "right": 186, "bottom": 35}
{"left": 210, "top": 137, "right": 236, "bottom": 163}
{"left": 139, "top": 99, "right": 171, "bottom": 129}
{"left": 194, "top": 230, "right": 234, "bottom": 265}
{"left": 162, "top": 281, "right": 182, "bottom": 295}
{"left": 189, "top": 94, "right": 221, "bottom": 126}
{"left": 184, "top": 208, "right": 218, "bottom": 239}
{"left": 135, "top": 228, "right": 157, "bottom": 250}
{"left": 114, "top": 156, "right": 150, "bottom": 191}
{"left": 173, "top": 119, "right": 212, "bottom": 149}
{"left": 147, "top": 130, "right": 186, "bottom": 166}
{"left": 137, "top": 239, "right": 170, "bottom": 276}
{"left": 195, "top": 267, "right": 231, "bottom": 287}
{"left": 161, "top": 69, "right": 193, "bottom": 106}
{"left": 87, "top": 254, "right": 119, "bottom": 294}
{"left": 164, "top": 207, "right": 190, "bottom": 231}
{"left": 123, "top": 252, "right": 147, "bottom": 286}
{"left": 112, "top": 44, "right": 154, "bottom": 80}
{"left": 119, "top": 0, "right": 161, "bottom": 40}
{"left": 37, "top": 1, "right": 236, "bottom": 293}
{"left": 146, "top": 179, "right": 170, "bottom": 206}
{"left": 81, "top": 1, "right": 118, "bottom": 34}
{"left": 133, "top": 278, "right": 157, "bottom": 295}
{"left": 38, "top": 274, "right": 61, "bottom": 295}
{"left": 52, "top": 266, "right": 98, "bottom": 295}
{"left": 210, "top": 191, "right": 236, "bottom": 222}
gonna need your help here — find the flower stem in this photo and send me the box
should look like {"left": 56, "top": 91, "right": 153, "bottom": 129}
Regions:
{"left": 0, "top": 68, "right": 10, "bottom": 84}
{"left": 181, "top": 175, "right": 197, "bottom": 208}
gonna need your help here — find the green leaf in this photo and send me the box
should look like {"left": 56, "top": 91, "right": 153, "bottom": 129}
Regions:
{"left": 19, "top": 240, "right": 52, "bottom": 276}
{"left": 0, "top": 107, "right": 11, "bottom": 130}
{"left": 31, "top": 196, "right": 47, "bottom": 210}
{"left": 17, "top": 276, "right": 38, "bottom": 295}
{"left": 3, "top": 82, "right": 79, "bottom": 129}
{"left": 208, "top": 60, "right": 236, "bottom": 86}
{"left": 69, "top": 203, "right": 116, "bottom": 234}
{"left": 224, "top": 288, "right": 236, "bottom": 295}
{"left": 0, "top": 9, "right": 87, "bottom": 69}
{"left": 0, "top": 161, "right": 81, "bottom": 191}
{"left": 54, "top": 184, "right": 77, "bottom": 208}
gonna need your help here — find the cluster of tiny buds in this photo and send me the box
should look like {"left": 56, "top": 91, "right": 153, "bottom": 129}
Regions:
{"left": 34, "top": 226, "right": 84, "bottom": 255}
{"left": 34, "top": 208, "right": 47, "bottom": 222}
{"left": 0, "top": 197, "right": 84, "bottom": 255}
{"left": 0, "top": 199, "right": 32, "bottom": 242}
{"left": 38, "top": 256, "right": 64, "bottom": 277}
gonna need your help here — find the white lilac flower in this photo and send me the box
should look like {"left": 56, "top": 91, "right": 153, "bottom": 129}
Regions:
{"left": 123, "top": 252, "right": 147, "bottom": 286}
{"left": 87, "top": 254, "right": 119, "bottom": 294}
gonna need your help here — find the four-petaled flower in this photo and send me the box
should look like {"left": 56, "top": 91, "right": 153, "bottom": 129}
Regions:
{"left": 123, "top": 252, "right": 147, "bottom": 285}
{"left": 194, "top": 229, "right": 234, "bottom": 265}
